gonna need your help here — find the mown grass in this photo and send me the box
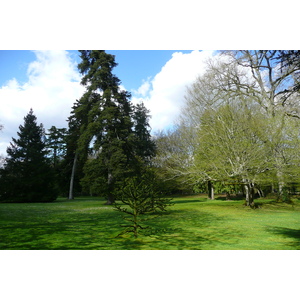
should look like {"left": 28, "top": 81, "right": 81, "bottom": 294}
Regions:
{"left": 1, "top": 195, "right": 300, "bottom": 250}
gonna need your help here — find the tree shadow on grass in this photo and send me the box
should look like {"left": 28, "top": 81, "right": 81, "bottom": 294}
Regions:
{"left": 266, "top": 226, "right": 300, "bottom": 249}
{"left": 0, "top": 210, "right": 126, "bottom": 250}
{"left": 215, "top": 195, "right": 245, "bottom": 201}
{"left": 119, "top": 209, "right": 245, "bottom": 250}
{"left": 0, "top": 205, "right": 244, "bottom": 250}
{"left": 171, "top": 199, "right": 208, "bottom": 204}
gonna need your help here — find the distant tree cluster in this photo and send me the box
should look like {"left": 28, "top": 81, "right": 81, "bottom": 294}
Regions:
{"left": 154, "top": 50, "right": 300, "bottom": 207}
{"left": 0, "top": 51, "right": 158, "bottom": 209}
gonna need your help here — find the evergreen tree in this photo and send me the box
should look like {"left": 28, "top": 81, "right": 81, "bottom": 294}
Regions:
{"left": 132, "top": 102, "right": 156, "bottom": 164}
{"left": 70, "top": 51, "right": 157, "bottom": 204}
{"left": 73, "top": 51, "right": 135, "bottom": 204}
{"left": 114, "top": 171, "right": 173, "bottom": 238}
{"left": 0, "top": 109, "right": 58, "bottom": 202}
{"left": 45, "top": 126, "right": 68, "bottom": 195}
{"left": 46, "top": 126, "right": 67, "bottom": 168}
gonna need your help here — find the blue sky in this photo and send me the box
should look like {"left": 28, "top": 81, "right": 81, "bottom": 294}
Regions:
{"left": 0, "top": 50, "right": 192, "bottom": 90}
{"left": 0, "top": 50, "right": 216, "bottom": 156}
{"left": 106, "top": 50, "right": 193, "bottom": 90}
{"left": 0, "top": 51, "right": 36, "bottom": 86}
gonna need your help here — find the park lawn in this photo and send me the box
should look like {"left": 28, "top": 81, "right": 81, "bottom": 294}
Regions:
{"left": 0, "top": 195, "right": 300, "bottom": 250}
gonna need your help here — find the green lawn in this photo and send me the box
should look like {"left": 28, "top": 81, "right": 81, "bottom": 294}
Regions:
{"left": 1, "top": 195, "right": 300, "bottom": 250}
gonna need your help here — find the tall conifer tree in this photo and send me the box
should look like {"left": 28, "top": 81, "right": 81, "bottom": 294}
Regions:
{"left": 67, "top": 51, "right": 156, "bottom": 203}
{"left": 69, "top": 50, "right": 155, "bottom": 204}
{"left": 132, "top": 102, "right": 156, "bottom": 164}
{"left": 72, "top": 51, "right": 136, "bottom": 204}
{"left": 0, "top": 109, "right": 58, "bottom": 202}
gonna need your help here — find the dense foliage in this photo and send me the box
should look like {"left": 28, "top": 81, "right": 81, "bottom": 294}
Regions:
{"left": 67, "top": 51, "right": 156, "bottom": 203}
{"left": 154, "top": 50, "right": 300, "bottom": 206}
{"left": 0, "top": 109, "right": 58, "bottom": 202}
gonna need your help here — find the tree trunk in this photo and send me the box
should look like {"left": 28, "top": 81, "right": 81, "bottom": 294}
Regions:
{"left": 271, "top": 183, "right": 275, "bottom": 193}
{"left": 105, "top": 171, "right": 115, "bottom": 205}
{"left": 226, "top": 191, "right": 231, "bottom": 200}
{"left": 244, "top": 182, "right": 254, "bottom": 207}
{"left": 106, "top": 191, "right": 115, "bottom": 205}
{"left": 208, "top": 181, "right": 214, "bottom": 200}
{"left": 68, "top": 152, "right": 78, "bottom": 200}
{"left": 257, "top": 188, "right": 264, "bottom": 198}
{"left": 277, "top": 170, "right": 285, "bottom": 201}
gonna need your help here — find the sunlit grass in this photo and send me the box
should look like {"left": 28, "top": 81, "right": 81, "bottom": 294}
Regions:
{"left": 1, "top": 195, "right": 300, "bottom": 249}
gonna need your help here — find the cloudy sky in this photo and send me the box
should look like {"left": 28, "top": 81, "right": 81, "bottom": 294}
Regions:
{"left": 0, "top": 50, "right": 217, "bottom": 156}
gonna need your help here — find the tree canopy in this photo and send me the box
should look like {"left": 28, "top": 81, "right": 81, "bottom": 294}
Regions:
{"left": 154, "top": 50, "right": 300, "bottom": 205}
{"left": 0, "top": 109, "right": 58, "bottom": 202}
{"left": 69, "top": 50, "right": 156, "bottom": 204}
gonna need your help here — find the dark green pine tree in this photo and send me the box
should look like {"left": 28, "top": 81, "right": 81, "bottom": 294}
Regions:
{"left": 69, "top": 51, "right": 157, "bottom": 204}
{"left": 132, "top": 102, "right": 156, "bottom": 164}
{"left": 46, "top": 126, "right": 67, "bottom": 168}
{"left": 74, "top": 50, "right": 135, "bottom": 204}
{"left": 0, "top": 109, "right": 58, "bottom": 202}
{"left": 45, "top": 126, "right": 68, "bottom": 196}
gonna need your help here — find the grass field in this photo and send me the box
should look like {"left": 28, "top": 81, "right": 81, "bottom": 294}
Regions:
{"left": 1, "top": 195, "right": 300, "bottom": 250}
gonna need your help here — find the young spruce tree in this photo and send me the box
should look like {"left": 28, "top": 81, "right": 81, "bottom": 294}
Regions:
{"left": 0, "top": 109, "right": 58, "bottom": 202}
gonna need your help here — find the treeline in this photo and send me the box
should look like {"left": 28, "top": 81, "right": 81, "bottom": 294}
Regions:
{"left": 1, "top": 50, "right": 300, "bottom": 207}
{"left": 0, "top": 51, "right": 157, "bottom": 203}
{"left": 154, "top": 51, "right": 300, "bottom": 206}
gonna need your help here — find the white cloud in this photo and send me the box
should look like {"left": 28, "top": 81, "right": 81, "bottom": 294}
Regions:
{"left": 133, "top": 78, "right": 151, "bottom": 97}
{"left": 0, "top": 50, "right": 85, "bottom": 156}
{"left": 0, "top": 50, "right": 218, "bottom": 156}
{"left": 131, "top": 50, "right": 216, "bottom": 132}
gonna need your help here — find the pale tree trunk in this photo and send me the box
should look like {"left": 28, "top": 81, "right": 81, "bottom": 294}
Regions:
{"left": 208, "top": 181, "right": 214, "bottom": 200}
{"left": 68, "top": 152, "right": 78, "bottom": 200}
{"left": 244, "top": 182, "right": 255, "bottom": 207}
{"left": 257, "top": 188, "right": 264, "bottom": 198}
{"left": 271, "top": 183, "right": 275, "bottom": 193}
{"left": 277, "top": 170, "right": 285, "bottom": 200}
{"left": 105, "top": 171, "right": 115, "bottom": 205}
